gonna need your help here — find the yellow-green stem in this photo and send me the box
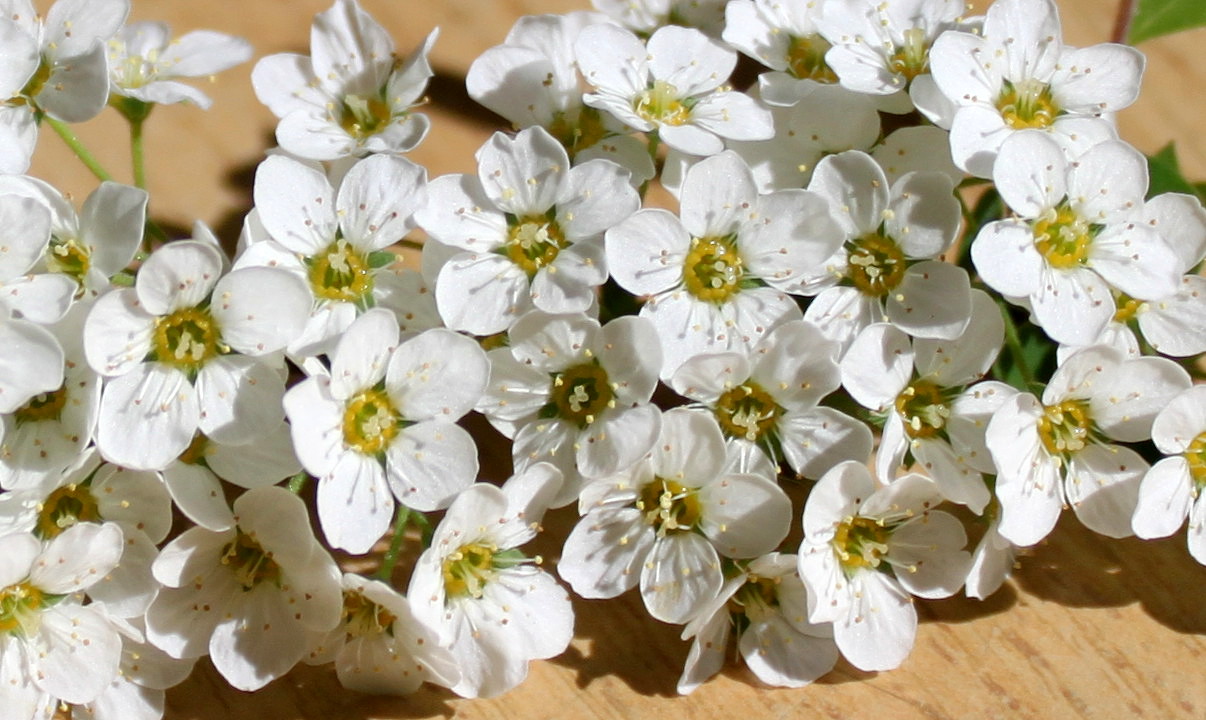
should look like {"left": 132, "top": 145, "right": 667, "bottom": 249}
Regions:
{"left": 45, "top": 116, "right": 113, "bottom": 182}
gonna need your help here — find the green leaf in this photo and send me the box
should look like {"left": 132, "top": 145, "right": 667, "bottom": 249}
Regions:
{"left": 1128, "top": 0, "right": 1206, "bottom": 45}
{"left": 367, "top": 250, "right": 398, "bottom": 269}
{"left": 1145, "top": 142, "right": 1201, "bottom": 199}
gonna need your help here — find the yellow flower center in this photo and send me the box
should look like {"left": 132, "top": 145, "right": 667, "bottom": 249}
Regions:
{"left": 683, "top": 235, "right": 744, "bottom": 303}
{"left": 997, "top": 78, "right": 1060, "bottom": 130}
{"left": 550, "top": 362, "right": 614, "bottom": 428}
{"left": 152, "top": 307, "right": 222, "bottom": 374}
{"left": 548, "top": 105, "right": 610, "bottom": 156}
{"left": 895, "top": 380, "right": 951, "bottom": 440}
{"left": 341, "top": 589, "right": 398, "bottom": 638}
{"left": 714, "top": 381, "right": 780, "bottom": 442}
{"left": 46, "top": 236, "right": 92, "bottom": 285}
{"left": 12, "top": 384, "right": 69, "bottom": 425}
{"left": 727, "top": 573, "right": 781, "bottom": 615}
{"left": 1186, "top": 432, "right": 1206, "bottom": 489}
{"left": 220, "top": 530, "right": 283, "bottom": 590}
{"left": 1113, "top": 294, "right": 1144, "bottom": 323}
{"left": 339, "top": 93, "right": 393, "bottom": 139}
{"left": 636, "top": 478, "right": 702, "bottom": 534}
{"left": 309, "top": 238, "right": 374, "bottom": 303}
{"left": 887, "top": 27, "right": 931, "bottom": 82}
{"left": 442, "top": 542, "right": 497, "bottom": 599}
{"left": 0, "top": 581, "right": 51, "bottom": 638}
{"left": 35, "top": 483, "right": 102, "bottom": 540}
{"left": 634, "top": 80, "right": 690, "bottom": 126}
{"left": 1033, "top": 203, "right": 1093, "bottom": 269}
{"left": 342, "top": 388, "right": 402, "bottom": 456}
{"left": 847, "top": 233, "right": 907, "bottom": 297}
{"left": 505, "top": 216, "right": 567, "bottom": 277}
{"left": 17, "top": 59, "right": 52, "bottom": 101}
{"left": 832, "top": 515, "right": 891, "bottom": 571}
{"left": 1036, "top": 399, "right": 1094, "bottom": 458}
{"left": 786, "top": 34, "right": 838, "bottom": 83}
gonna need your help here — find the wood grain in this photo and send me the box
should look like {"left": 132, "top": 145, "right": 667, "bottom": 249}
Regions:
{"left": 29, "top": 1, "right": 1206, "bottom": 718}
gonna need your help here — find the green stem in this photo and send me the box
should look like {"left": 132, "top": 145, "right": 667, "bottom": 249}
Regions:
{"left": 143, "top": 217, "right": 170, "bottom": 254}
{"left": 638, "top": 130, "right": 661, "bottom": 200}
{"left": 45, "top": 116, "right": 113, "bottom": 182}
{"left": 287, "top": 471, "right": 309, "bottom": 494}
{"left": 130, "top": 117, "right": 147, "bottom": 190}
{"left": 376, "top": 506, "right": 412, "bottom": 582}
{"left": 997, "top": 301, "right": 1037, "bottom": 392}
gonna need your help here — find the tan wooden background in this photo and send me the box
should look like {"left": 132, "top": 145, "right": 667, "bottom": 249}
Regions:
{"left": 30, "top": 1, "right": 1206, "bottom": 718}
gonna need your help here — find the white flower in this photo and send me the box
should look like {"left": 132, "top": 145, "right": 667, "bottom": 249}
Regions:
{"left": 1132, "top": 386, "right": 1206, "bottom": 565}
{"left": 145, "top": 486, "right": 343, "bottom": 691}
{"left": 477, "top": 310, "right": 661, "bottom": 506}
{"left": 797, "top": 461, "right": 970, "bottom": 671}
{"left": 285, "top": 309, "right": 487, "bottom": 553}
{"left": 677, "top": 552, "right": 838, "bottom": 694}
{"left": 575, "top": 23, "right": 773, "bottom": 155}
{"left": 817, "top": 0, "right": 968, "bottom": 110}
{"left": 928, "top": 0, "right": 1142, "bottom": 176}
{"left": 0, "top": 453, "right": 171, "bottom": 619}
{"left": 107, "top": 21, "right": 252, "bottom": 109}
{"left": 0, "top": 0, "right": 129, "bottom": 173}
{"left": 84, "top": 239, "right": 309, "bottom": 470}
{"left": 304, "top": 573, "right": 459, "bottom": 695}
{"left": 249, "top": 153, "right": 429, "bottom": 357}
{"left": 560, "top": 408, "right": 792, "bottom": 624}
{"left": 972, "top": 132, "right": 1181, "bottom": 346}
{"left": 408, "top": 464, "right": 573, "bottom": 699}
{"left": 418, "top": 126, "right": 638, "bottom": 335}
{"left": 0, "top": 523, "right": 125, "bottom": 712}
{"left": 669, "top": 319, "right": 872, "bottom": 479}
{"left": 1, "top": 301, "right": 99, "bottom": 491}
{"left": 987, "top": 346, "right": 1191, "bottom": 547}
{"left": 607, "top": 150, "right": 842, "bottom": 379}
{"left": 0, "top": 176, "right": 147, "bottom": 299}
{"left": 839, "top": 291, "right": 1013, "bottom": 511}
{"left": 802, "top": 150, "right": 969, "bottom": 351}
{"left": 252, "top": 0, "right": 437, "bottom": 160}
{"left": 466, "top": 12, "right": 655, "bottom": 184}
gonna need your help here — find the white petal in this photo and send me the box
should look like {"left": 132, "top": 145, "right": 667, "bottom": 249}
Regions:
{"left": 252, "top": 155, "right": 337, "bottom": 255}
{"left": 1065, "top": 443, "right": 1146, "bottom": 538}
{"left": 779, "top": 407, "right": 874, "bottom": 480}
{"left": 210, "top": 267, "right": 309, "bottom": 356}
{"left": 317, "top": 452, "right": 393, "bottom": 555}
{"left": 605, "top": 209, "right": 689, "bottom": 296}
{"left": 0, "top": 319, "right": 63, "bottom": 413}
{"left": 1090, "top": 356, "right": 1190, "bottom": 442}
{"left": 639, "top": 533, "right": 723, "bottom": 624}
{"left": 31, "top": 522, "right": 123, "bottom": 594}
{"left": 887, "top": 261, "right": 972, "bottom": 340}
{"left": 434, "top": 252, "right": 530, "bottom": 335}
{"left": 700, "top": 472, "right": 791, "bottom": 558}
{"left": 989, "top": 394, "right": 1063, "bottom": 547}
{"left": 36, "top": 605, "right": 122, "bottom": 703}
{"left": 97, "top": 364, "right": 198, "bottom": 471}
{"left": 386, "top": 328, "right": 489, "bottom": 422}
{"left": 834, "top": 572, "right": 915, "bottom": 672}
{"left": 329, "top": 307, "right": 399, "bottom": 399}
{"left": 136, "top": 241, "right": 223, "bottom": 315}
{"left": 840, "top": 322, "right": 913, "bottom": 411}
{"left": 890, "top": 510, "right": 970, "bottom": 599}
{"left": 1132, "top": 457, "right": 1192, "bottom": 540}
{"left": 196, "top": 356, "right": 286, "bottom": 446}
{"left": 162, "top": 462, "right": 234, "bottom": 532}
{"left": 385, "top": 421, "right": 478, "bottom": 512}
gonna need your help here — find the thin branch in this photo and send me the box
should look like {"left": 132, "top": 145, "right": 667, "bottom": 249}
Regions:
{"left": 1112, "top": 0, "right": 1138, "bottom": 44}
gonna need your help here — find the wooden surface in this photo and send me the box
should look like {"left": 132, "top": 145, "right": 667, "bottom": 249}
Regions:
{"left": 30, "top": 1, "right": 1206, "bottom": 718}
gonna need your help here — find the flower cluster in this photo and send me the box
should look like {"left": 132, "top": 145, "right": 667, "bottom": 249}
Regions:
{"left": 0, "top": 0, "right": 1203, "bottom": 715}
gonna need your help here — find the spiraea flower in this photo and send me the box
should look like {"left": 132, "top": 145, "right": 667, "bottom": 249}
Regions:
{"left": 418, "top": 126, "right": 639, "bottom": 335}
{"left": 83, "top": 239, "right": 310, "bottom": 470}
{"left": 801, "top": 149, "right": 970, "bottom": 352}
{"left": 0, "top": 0, "right": 130, "bottom": 173}
{"left": 839, "top": 291, "right": 1013, "bottom": 511}
{"left": 575, "top": 23, "right": 773, "bottom": 156}
{"left": 668, "top": 319, "right": 871, "bottom": 479}
{"left": 797, "top": 461, "right": 970, "bottom": 671}
{"left": 928, "top": 0, "right": 1143, "bottom": 176}
{"left": 107, "top": 21, "right": 253, "bottom": 109}
{"left": 285, "top": 309, "right": 488, "bottom": 553}
{"left": 477, "top": 310, "right": 662, "bottom": 506}
{"left": 677, "top": 552, "right": 838, "bottom": 694}
{"left": 590, "top": 0, "right": 727, "bottom": 36}
{"left": 972, "top": 132, "right": 1182, "bottom": 346}
{"left": 304, "top": 573, "right": 459, "bottom": 695}
{"left": 248, "top": 152, "right": 429, "bottom": 357}
{"left": 252, "top": 0, "right": 437, "bottom": 160}
{"left": 1132, "top": 386, "right": 1206, "bottom": 564}
{"left": 0, "top": 176, "right": 147, "bottom": 299}
{"left": 0, "top": 451, "right": 171, "bottom": 620}
{"left": 987, "top": 345, "right": 1191, "bottom": 547}
{"left": 0, "top": 522, "right": 125, "bottom": 715}
{"left": 145, "top": 486, "right": 343, "bottom": 691}
{"left": 560, "top": 408, "right": 792, "bottom": 624}
{"left": 409, "top": 464, "right": 573, "bottom": 699}
{"left": 607, "top": 150, "right": 843, "bottom": 379}
{"left": 466, "top": 12, "right": 655, "bottom": 183}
